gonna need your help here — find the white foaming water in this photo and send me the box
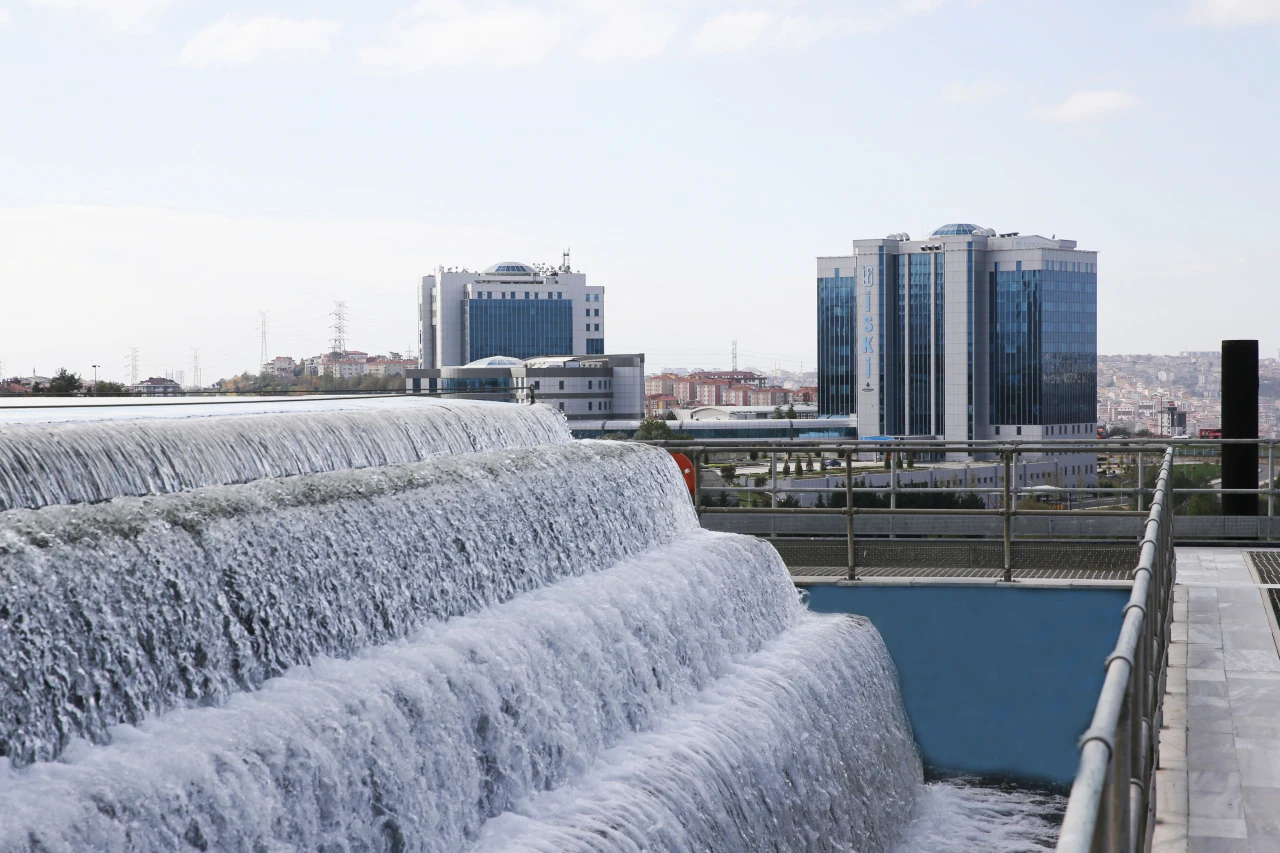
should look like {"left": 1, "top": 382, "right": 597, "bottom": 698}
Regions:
{"left": 0, "top": 441, "right": 693, "bottom": 765}
{"left": 0, "top": 402, "right": 958, "bottom": 853}
{"left": 0, "top": 397, "right": 567, "bottom": 511}
{"left": 895, "top": 780, "right": 1065, "bottom": 853}
{"left": 0, "top": 533, "right": 836, "bottom": 852}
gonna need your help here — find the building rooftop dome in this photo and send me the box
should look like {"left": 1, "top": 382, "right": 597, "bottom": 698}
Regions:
{"left": 929, "top": 223, "right": 984, "bottom": 236}
{"left": 464, "top": 355, "right": 524, "bottom": 368}
{"left": 482, "top": 261, "right": 536, "bottom": 276}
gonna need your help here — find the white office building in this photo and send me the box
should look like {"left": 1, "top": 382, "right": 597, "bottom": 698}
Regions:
{"left": 818, "top": 224, "right": 1099, "bottom": 484}
{"left": 420, "top": 258, "right": 605, "bottom": 369}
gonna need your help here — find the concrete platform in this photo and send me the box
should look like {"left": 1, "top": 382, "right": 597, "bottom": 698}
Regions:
{"left": 1154, "top": 548, "right": 1280, "bottom": 853}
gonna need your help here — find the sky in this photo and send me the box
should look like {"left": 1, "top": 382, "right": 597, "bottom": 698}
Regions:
{"left": 0, "top": 0, "right": 1277, "bottom": 384}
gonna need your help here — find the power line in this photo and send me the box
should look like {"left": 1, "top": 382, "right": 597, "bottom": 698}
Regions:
{"left": 258, "top": 311, "right": 269, "bottom": 372}
{"left": 330, "top": 301, "right": 347, "bottom": 353}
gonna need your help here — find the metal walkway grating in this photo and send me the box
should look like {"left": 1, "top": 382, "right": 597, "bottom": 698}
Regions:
{"left": 787, "top": 565, "right": 1133, "bottom": 581}
{"left": 771, "top": 538, "right": 1138, "bottom": 582}
{"left": 1245, "top": 552, "right": 1280, "bottom": 625}
{"left": 1247, "top": 550, "right": 1280, "bottom": 584}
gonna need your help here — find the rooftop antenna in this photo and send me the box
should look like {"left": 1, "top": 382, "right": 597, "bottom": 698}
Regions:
{"left": 560, "top": 248, "right": 571, "bottom": 273}
{"left": 732, "top": 340, "right": 738, "bottom": 372}
{"left": 330, "top": 301, "right": 348, "bottom": 354}
{"left": 127, "top": 347, "right": 139, "bottom": 385}
{"left": 258, "top": 311, "right": 269, "bottom": 371}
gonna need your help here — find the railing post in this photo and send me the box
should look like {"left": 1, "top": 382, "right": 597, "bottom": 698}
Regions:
{"left": 890, "top": 449, "right": 898, "bottom": 540}
{"left": 845, "top": 449, "right": 857, "bottom": 581}
{"left": 1003, "top": 447, "right": 1013, "bottom": 582}
{"left": 770, "top": 449, "right": 778, "bottom": 509}
{"left": 1137, "top": 450, "right": 1145, "bottom": 513}
{"left": 1269, "top": 441, "right": 1275, "bottom": 541}
{"left": 692, "top": 450, "right": 702, "bottom": 514}
{"left": 1110, "top": 687, "right": 1133, "bottom": 853}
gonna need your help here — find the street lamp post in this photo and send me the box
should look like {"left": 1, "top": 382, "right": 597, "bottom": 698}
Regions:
{"left": 92, "top": 364, "right": 100, "bottom": 385}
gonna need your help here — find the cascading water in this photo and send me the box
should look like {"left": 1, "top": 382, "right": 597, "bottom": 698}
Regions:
{"left": 0, "top": 399, "right": 970, "bottom": 852}
{"left": 0, "top": 397, "right": 567, "bottom": 511}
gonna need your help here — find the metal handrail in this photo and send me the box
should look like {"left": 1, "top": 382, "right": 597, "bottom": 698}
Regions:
{"left": 642, "top": 438, "right": 1278, "bottom": 551}
{"left": 1056, "top": 447, "right": 1175, "bottom": 853}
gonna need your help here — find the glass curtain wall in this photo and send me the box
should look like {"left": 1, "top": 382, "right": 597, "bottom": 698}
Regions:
{"left": 466, "top": 298, "right": 573, "bottom": 362}
{"left": 908, "top": 254, "right": 932, "bottom": 435}
{"left": 817, "top": 269, "right": 856, "bottom": 416}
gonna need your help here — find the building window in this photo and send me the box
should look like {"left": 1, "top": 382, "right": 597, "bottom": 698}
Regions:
{"left": 558, "top": 402, "right": 564, "bottom": 411}
{"left": 588, "top": 401, "right": 593, "bottom": 411}
{"left": 533, "top": 380, "right": 540, "bottom": 390}
{"left": 585, "top": 308, "right": 590, "bottom": 316}
{"left": 588, "top": 380, "right": 593, "bottom": 390}
{"left": 594, "top": 323, "right": 599, "bottom": 331}
{"left": 1017, "top": 426, "right": 1022, "bottom": 435}
{"left": 524, "top": 292, "right": 530, "bottom": 299}
{"left": 558, "top": 380, "right": 564, "bottom": 390}
{"left": 593, "top": 308, "right": 599, "bottom": 317}
{"left": 995, "top": 426, "right": 1000, "bottom": 435}
{"left": 557, "top": 292, "right": 562, "bottom": 299}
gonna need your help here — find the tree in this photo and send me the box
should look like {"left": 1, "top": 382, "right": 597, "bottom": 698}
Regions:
{"left": 664, "top": 410, "right": 677, "bottom": 421}
{"left": 785, "top": 404, "right": 797, "bottom": 419}
{"left": 781, "top": 461, "right": 791, "bottom": 477}
{"left": 634, "top": 417, "right": 676, "bottom": 440}
{"left": 771, "top": 405, "right": 784, "bottom": 419}
{"left": 720, "top": 464, "right": 737, "bottom": 485}
{"left": 38, "top": 368, "right": 82, "bottom": 395}
{"left": 89, "top": 381, "right": 130, "bottom": 396}
{"left": 777, "top": 494, "right": 801, "bottom": 508}
{"left": 805, "top": 456, "right": 815, "bottom": 473}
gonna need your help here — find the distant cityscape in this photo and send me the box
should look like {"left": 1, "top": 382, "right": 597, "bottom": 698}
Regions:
{"left": 3, "top": 236, "right": 1277, "bottom": 446}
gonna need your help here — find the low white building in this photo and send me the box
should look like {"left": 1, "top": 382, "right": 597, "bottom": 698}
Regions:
{"left": 406, "top": 353, "right": 643, "bottom": 420}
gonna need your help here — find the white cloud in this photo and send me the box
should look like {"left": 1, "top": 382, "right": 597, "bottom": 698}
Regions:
{"left": 359, "top": 2, "right": 561, "bottom": 71}
{"left": 902, "top": 0, "right": 948, "bottom": 14}
{"left": 1186, "top": 0, "right": 1280, "bottom": 26}
{"left": 178, "top": 14, "right": 343, "bottom": 67}
{"left": 691, "top": 10, "right": 880, "bottom": 54}
{"left": 691, "top": 10, "right": 773, "bottom": 53}
{"left": 0, "top": 7, "right": 11, "bottom": 27}
{"left": 24, "top": 0, "right": 177, "bottom": 32}
{"left": 580, "top": 10, "right": 676, "bottom": 62}
{"left": 1028, "top": 90, "right": 1139, "bottom": 123}
{"left": 940, "top": 78, "right": 1010, "bottom": 105}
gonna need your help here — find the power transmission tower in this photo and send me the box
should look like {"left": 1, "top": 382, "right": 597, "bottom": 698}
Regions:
{"left": 258, "top": 311, "right": 269, "bottom": 372}
{"left": 732, "top": 340, "right": 738, "bottom": 372}
{"left": 127, "top": 348, "right": 139, "bottom": 385}
{"left": 330, "top": 301, "right": 348, "bottom": 354}
{"left": 190, "top": 348, "right": 202, "bottom": 390}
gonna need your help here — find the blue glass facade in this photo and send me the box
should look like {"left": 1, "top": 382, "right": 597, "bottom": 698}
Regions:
{"left": 585, "top": 338, "right": 605, "bottom": 355}
{"left": 816, "top": 269, "right": 856, "bottom": 416}
{"left": 989, "top": 263, "right": 1097, "bottom": 426}
{"left": 467, "top": 297, "right": 573, "bottom": 362}
{"left": 908, "top": 254, "right": 931, "bottom": 435}
{"left": 934, "top": 253, "right": 945, "bottom": 435}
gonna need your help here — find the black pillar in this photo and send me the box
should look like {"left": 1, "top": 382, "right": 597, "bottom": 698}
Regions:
{"left": 1221, "top": 340, "right": 1259, "bottom": 516}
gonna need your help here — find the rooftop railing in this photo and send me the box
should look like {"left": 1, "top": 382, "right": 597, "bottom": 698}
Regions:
{"left": 640, "top": 438, "right": 1279, "bottom": 569}
{"left": 1056, "top": 447, "right": 1175, "bottom": 853}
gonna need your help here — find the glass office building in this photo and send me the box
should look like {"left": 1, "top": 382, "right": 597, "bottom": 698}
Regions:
{"left": 817, "top": 224, "right": 1098, "bottom": 462}
{"left": 420, "top": 260, "right": 605, "bottom": 368}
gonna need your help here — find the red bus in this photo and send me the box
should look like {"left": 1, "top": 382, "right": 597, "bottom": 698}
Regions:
{"left": 1199, "top": 428, "right": 1222, "bottom": 439}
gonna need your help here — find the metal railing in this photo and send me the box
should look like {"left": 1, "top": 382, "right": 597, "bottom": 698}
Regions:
{"left": 643, "top": 438, "right": 1280, "bottom": 563}
{"left": 1056, "top": 447, "right": 1175, "bottom": 853}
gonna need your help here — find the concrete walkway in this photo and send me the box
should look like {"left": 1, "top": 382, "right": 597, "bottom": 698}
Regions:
{"left": 1154, "top": 548, "right": 1280, "bottom": 853}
